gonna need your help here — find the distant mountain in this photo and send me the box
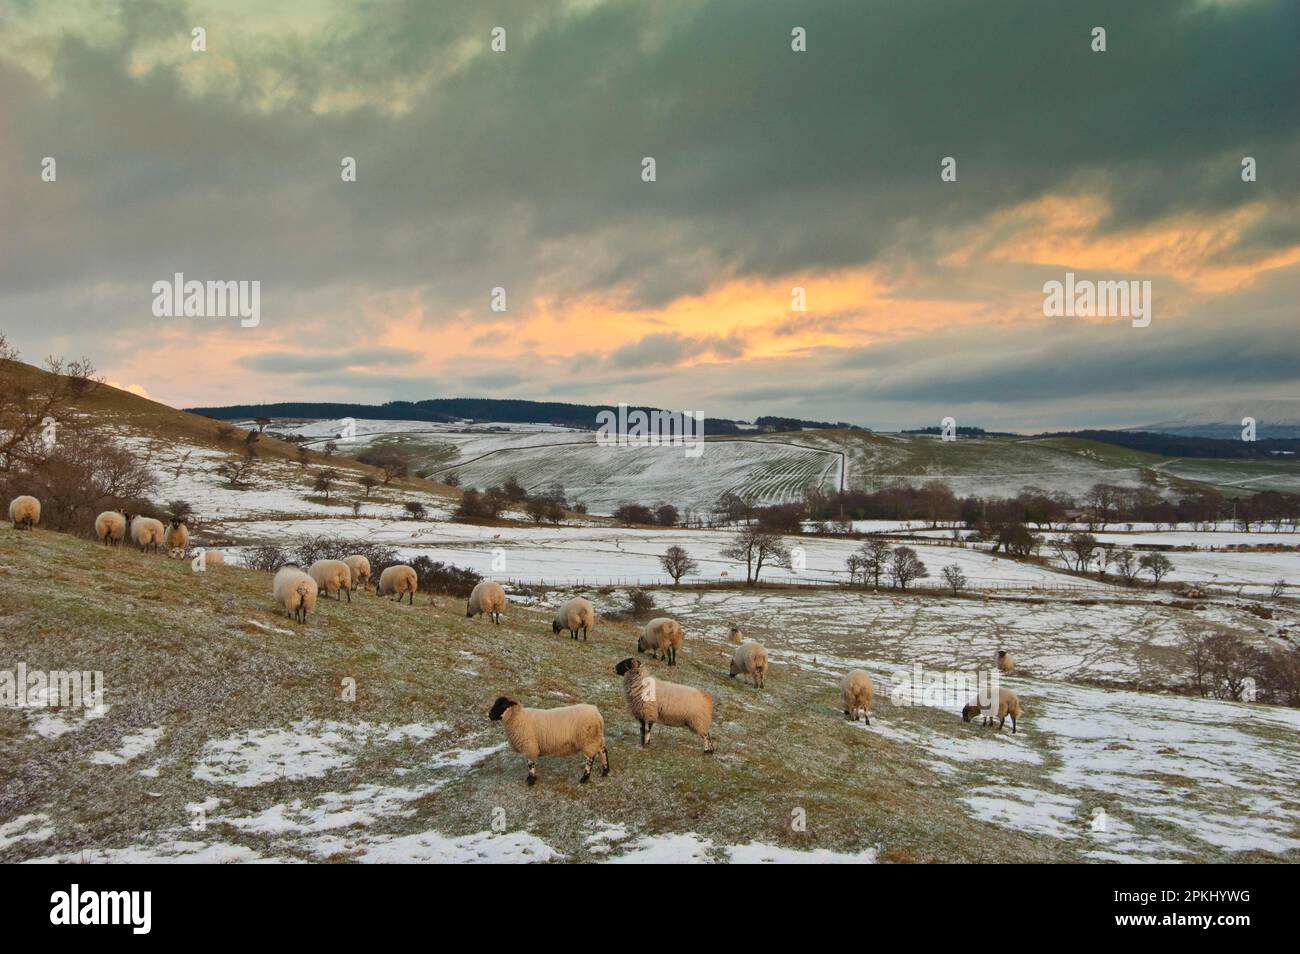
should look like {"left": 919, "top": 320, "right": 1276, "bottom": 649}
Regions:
{"left": 1131, "top": 400, "right": 1300, "bottom": 440}
{"left": 184, "top": 398, "right": 851, "bottom": 436}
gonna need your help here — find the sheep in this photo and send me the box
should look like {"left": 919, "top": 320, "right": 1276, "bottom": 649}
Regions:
{"left": 729, "top": 641, "right": 768, "bottom": 688}
{"left": 8, "top": 496, "right": 40, "bottom": 531}
{"left": 488, "top": 696, "right": 609, "bottom": 786}
{"left": 202, "top": 550, "right": 226, "bottom": 567}
{"left": 164, "top": 517, "right": 189, "bottom": 558}
{"left": 614, "top": 657, "right": 713, "bottom": 753}
{"left": 378, "top": 564, "right": 418, "bottom": 604}
{"left": 343, "top": 555, "right": 371, "bottom": 591}
{"left": 552, "top": 596, "right": 594, "bottom": 641}
{"left": 309, "top": 559, "right": 353, "bottom": 603}
{"left": 962, "top": 687, "right": 1021, "bottom": 734}
{"left": 996, "top": 650, "right": 1015, "bottom": 674}
{"left": 128, "top": 515, "right": 165, "bottom": 553}
{"left": 727, "top": 623, "right": 744, "bottom": 644}
{"left": 841, "top": 670, "right": 874, "bottom": 724}
{"left": 466, "top": 580, "right": 506, "bottom": 624}
{"left": 273, "top": 564, "right": 318, "bottom": 624}
{"left": 93, "top": 511, "right": 127, "bottom": 545}
{"left": 637, "top": 617, "right": 683, "bottom": 665}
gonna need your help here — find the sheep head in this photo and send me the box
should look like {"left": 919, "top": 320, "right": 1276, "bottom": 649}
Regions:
{"left": 488, "top": 697, "right": 518, "bottom": 721}
{"left": 551, "top": 620, "right": 561, "bottom": 635}
{"left": 961, "top": 704, "right": 979, "bottom": 723}
{"left": 614, "top": 658, "right": 639, "bottom": 677}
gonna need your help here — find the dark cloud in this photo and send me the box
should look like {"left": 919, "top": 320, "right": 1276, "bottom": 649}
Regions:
{"left": 2, "top": 0, "right": 1296, "bottom": 425}
{"left": 235, "top": 348, "right": 418, "bottom": 374}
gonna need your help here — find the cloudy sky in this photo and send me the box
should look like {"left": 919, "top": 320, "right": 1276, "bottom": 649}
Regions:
{"left": 1, "top": 0, "right": 1297, "bottom": 431}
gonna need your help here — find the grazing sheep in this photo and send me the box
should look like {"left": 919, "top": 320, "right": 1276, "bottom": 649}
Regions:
{"left": 962, "top": 687, "right": 1021, "bottom": 734}
{"left": 727, "top": 623, "right": 744, "bottom": 644}
{"left": 8, "top": 496, "right": 40, "bottom": 531}
{"left": 614, "top": 657, "right": 713, "bottom": 753}
{"left": 996, "top": 650, "right": 1015, "bottom": 674}
{"left": 841, "top": 670, "right": 874, "bottom": 724}
{"left": 164, "top": 518, "right": 189, "bottom": 558}
{"left": 273, "top": 564, "right": 318, "bottom": 624}
{"left": 93, "top": 511, "right": 127, "bottom": 545}
{"left": 309, "top": 559, "right": 353, "bottom": 603}
{"left": 202, "top": 550, "right": 226, "bottom": 567}
{"left": 488, "top": 696, "right": 609, "bottom": 786}
{"left": 343, "top": 555, "right": 371, "bottom": 591}
{"left": 552, "top": 596, "right": 594, "bottom": 641}
{"left": 729, "top": 641, "right": 768, "bottom": 688}
{"left": 638, "top": 617, "right": 683, "bottom": 665}
{"left": 466, "top": 580, "right": 506, "bottom": 624}
{"left": 128, "top": 515, "right": 165, "bottom": 553}
{"left": 378, "top": 564, "right": 418, "bottom": 604}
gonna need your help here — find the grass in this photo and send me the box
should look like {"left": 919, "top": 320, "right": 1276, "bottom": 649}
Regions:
{"left": 0, "top": 528, "right": 1087, "bottom": 863}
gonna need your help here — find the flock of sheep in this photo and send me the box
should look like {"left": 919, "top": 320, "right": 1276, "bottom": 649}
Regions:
{"left": 9, "top": 494, "right": 1025, "bottom": 787}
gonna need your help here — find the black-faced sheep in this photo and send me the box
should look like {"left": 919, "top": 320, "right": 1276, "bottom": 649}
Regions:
{"left": 729, "top": 641, "right": 768, "bottom": 688}
{"left": 996, "top": 650, "right": 1015, "bottom": 674}
{"left": 8, "top": 496, "right": 40, "bottom": 530}
{"left": 638, "top": 617, "right": 683, "bottom": 665}
{"left": 614, "top": 657, "right": 713, "bottom": 753}
{"left": 466, "top": 580, "right": 506, "bottom": 624}
{"left": 377, "top": 564, "right": 418, "bottom": 604}
{"left": 841, "top": 670, "right": 873, "bottom": 723}
{"left": 164, "top": 518, "right": 189, "bottom": 558}
{"left": 962, "top": 687, "right": 1021, "bottom": 734}
{"left": 488, "top": 696, "right": 609, "bottom": 786}
{"left": 552, "top": 596, "right": 594, "bottom": 640}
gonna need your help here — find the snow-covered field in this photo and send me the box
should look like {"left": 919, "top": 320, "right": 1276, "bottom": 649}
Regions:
{"left": 216, "top": 518, "right": 1117, "bottom": 592}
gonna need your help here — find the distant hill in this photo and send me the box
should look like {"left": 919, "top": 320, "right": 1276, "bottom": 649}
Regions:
{"left": 1037, "top": 430, "right": 1300, "bottom": 460}
{"left": 1130, "top": 400, "right": 1300, "bottom": 440}
{"left": 185, "top": 398, "right": 852, "bottom": 436}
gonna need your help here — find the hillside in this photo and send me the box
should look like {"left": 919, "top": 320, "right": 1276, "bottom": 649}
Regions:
{"left": 3, "top": 529, "right": 1298, "bottom": 863}
{"left": 270, "top": 418, "right": 1300, "bottom": 513}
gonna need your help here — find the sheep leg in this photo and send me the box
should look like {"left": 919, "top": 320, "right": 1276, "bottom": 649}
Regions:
{"left": 526, "top": 761, "right": 537, "bottom": 786}
{"left": 345, "top": 588, "right": 351, "bottom": 604}
{"left": 702, "top": 734, "right": 714, "bottom": 754}
{"left": 599, "top": 747, "right": 610, "bottom": 776}
{"left": 640, "top": 720, "right": 651, "bottom": 747}
{"left": 863, "top": 710, "right": 871, "bottom": 725}
{"left": 580, "top": 756, "right": 593, "bottom": 783}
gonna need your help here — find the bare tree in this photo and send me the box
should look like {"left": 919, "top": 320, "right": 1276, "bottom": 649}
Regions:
{"left": 888, "top": 546, "right": 929, "bottom": 590}
{"left": 1067, "top": 532, "right": 1099, "bottom": 572}
{"left": 858, "top": 538, "right": 892, "bottom": 589}
{"left": 1138, "top": 552, "right": 1173, "bottom": 587}
{"left": 313, "top": 467, "right": 341, "bottom": 501}
{"left": 360, "top": 446, "right": 412, "bottom": 484}
{"left": 722, "top": 525, "right": 791, "bottom": 585}
{"left": 1112, "top": 549, "right": 1138, "bottom": 586}
{"left": 0, "top": 334, "right": 100, "bottom": 473}
{"left": 941, "top": 564, "right": 967, "bottom": 594}
{"left": 660, "top": 545, "right": 700, "bottom": 586}
{"left": 359, "top": 475, "right": 378, "bottom": 498}
{"left": 215, "top": 452, "right": 258, "bottom": 489}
